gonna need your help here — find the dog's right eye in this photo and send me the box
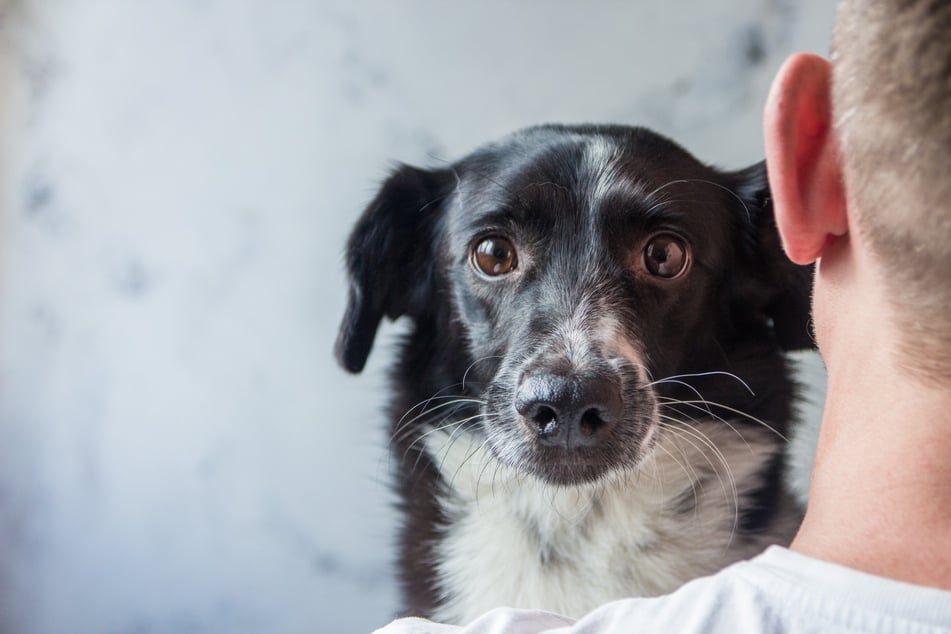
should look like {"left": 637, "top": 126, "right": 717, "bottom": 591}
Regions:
{"left": 471, "top": 236, "right": 518, "bottom": 277}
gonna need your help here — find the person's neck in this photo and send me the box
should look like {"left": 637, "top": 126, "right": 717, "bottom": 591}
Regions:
{"left": 791, "top": 236, "right": 951, "bottom": 590}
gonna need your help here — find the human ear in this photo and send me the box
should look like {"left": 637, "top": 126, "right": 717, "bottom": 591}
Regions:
{"left": 763, "top": 53, "right": 847, "bottom": 265}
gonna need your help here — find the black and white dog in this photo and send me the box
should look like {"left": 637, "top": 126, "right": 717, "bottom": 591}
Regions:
{"left": 336, "top": 124, "right": 813, "bottom": 624}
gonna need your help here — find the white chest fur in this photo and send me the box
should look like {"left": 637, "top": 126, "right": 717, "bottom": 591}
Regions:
{"left": 424, "top": 422, "right": 794, "bottom": 624}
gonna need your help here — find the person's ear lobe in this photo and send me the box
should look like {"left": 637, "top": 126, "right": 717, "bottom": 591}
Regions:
{"left": 764, "top": 53, "right": 847, "bottom": 265}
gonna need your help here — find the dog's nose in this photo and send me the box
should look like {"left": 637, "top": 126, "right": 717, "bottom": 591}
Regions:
{"left": 515, "top": 374, "right": 622, "bottom": 449}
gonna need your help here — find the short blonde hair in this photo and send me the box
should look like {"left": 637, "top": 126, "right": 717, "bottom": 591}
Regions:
{"left": 832, "top": 0, "right": 951, "bottom": 383}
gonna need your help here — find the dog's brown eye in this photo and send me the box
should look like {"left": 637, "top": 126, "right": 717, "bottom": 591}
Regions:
{"left": 471, "top": 236, "right": 518, "bottom": 277}
{"left": 643, "top": 233, "right": 689, "bottom": 279}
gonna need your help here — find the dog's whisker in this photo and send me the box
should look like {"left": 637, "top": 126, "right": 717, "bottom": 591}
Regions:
{"left": 665, "top": 432, "right": 707, "bottom": 524}
{"left": 395, "top": 394, "right": 485, "bottom": 430}
{"left": 659, "top": 419, "right": 738, "bottom": 502}
{"left": 642, "top": 197, "right": 716, "bottom": 217}
{"left": 402, "top": 413, "right": 483, "bottom": 461}
{"left": 473, "top": 444, "right": 501, "bottom": 508}
{"left": 448, "top": 434, "right": 494, "bottom": 494}
{"left": 461, "top": 355, "right": 504, "bottom": 392}
{"left": 647, "top": 450, "right": 662, "bottom": 498}
{"left": 648, "top": 370, "right": 755, "bottom": 396}
{"left": 657, "top": 428, "right": 738, "bottom": 548}
{"left": 682, "top": 425, "right": 741, "bottom": 549}
{"left": 659, "top": 417, "right": 737, "bottom": 481}
{"left": 644, "top": 178, "right": 691, "bottom": 201}
{"left": 649, "top": 379, "right": 716, "bottom": 418}
{"left": 392, "top": 397, "right": 484, "bottom": 442}
{"left": 407, "top": 411, "right": 479, "bottom": 476}
{"left": 649, "top": 373, "right": 754, "bottom": 445}
{"left": 397, "top": 384, "right": 468, "bottom": 422}
{"left": 657, "top": 420, "right": 740, "bottom": 543}
{"left": 657, "top": 400, "right": 755, "bottom": 453}
{"left": 434, "top": 414, "right": 492, "bottom": 480}
{"left": 650, "top": 435, "right": 699, "bottom": 514}
{"left": 404, "top": 424, "right": 458, "bottom": 470}
{"left": 657, "top": 398, "right": 787, "bottom": 442}
{"left": 656, "top": 421, "right": 705, "bottom": 487}
{"left": 644, "top": 178, "right": 753, "bottom": 221}
{"left": 655, "top": 399, "right": 704, "bottom": 424}
{"left": 393, "top": 406, "right": 466, "bottom": 448}
{"left": 396, "top": 386, "right": 484, "bottom": 428}
{"left": 495, "top": 460, "right": 510, "bottom": 499}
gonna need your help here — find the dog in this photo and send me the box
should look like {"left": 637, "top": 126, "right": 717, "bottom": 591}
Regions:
{"left": 336, "top": 124, "right": 813, "bottom": 624}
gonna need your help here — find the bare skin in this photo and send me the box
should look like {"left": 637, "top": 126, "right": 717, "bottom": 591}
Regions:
{"left": 764, "top": 53, "right": 951, "bottom": 591}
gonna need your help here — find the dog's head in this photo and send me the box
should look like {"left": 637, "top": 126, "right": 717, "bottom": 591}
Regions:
{"left": 337, "top": 125, "right": 813, "bottom": 486}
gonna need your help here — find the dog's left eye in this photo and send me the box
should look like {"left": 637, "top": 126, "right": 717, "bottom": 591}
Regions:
{"left": 643, "top": 233, "right": 690, "bottom": 279}
{"left": 471, "top": 236, "right": 518, "bottom": 277}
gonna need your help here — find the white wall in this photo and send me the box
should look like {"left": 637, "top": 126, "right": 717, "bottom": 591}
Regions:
{"left": 0, "top": 2, "right": 834, "bottom": 632}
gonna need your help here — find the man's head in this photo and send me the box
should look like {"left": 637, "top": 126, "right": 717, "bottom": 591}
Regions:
{"left": 833, "top": 0, "right": 951, "bottom": 382}
{"left": 764, "top": 0, "right": 951, "bottom": 384}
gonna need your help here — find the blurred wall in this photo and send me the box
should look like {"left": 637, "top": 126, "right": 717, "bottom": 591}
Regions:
{"left": 0, "top": 2, "right": 834, "bottom": 633}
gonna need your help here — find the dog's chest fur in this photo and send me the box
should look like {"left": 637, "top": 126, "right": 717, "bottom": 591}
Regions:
{"left": 425, "top": 422, "right": 798, "bottom": 624}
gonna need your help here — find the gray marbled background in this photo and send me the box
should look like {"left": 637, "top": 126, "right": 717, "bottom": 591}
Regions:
{"left": 0, "top": 2, "right": 833, "bottom": 632}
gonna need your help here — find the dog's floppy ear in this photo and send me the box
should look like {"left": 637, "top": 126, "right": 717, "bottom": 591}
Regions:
{"left": 336, "top": 164, "right": 454, "bottom": 373}
{"left": 732, "top": 160, "right": 816, "bottom": 350}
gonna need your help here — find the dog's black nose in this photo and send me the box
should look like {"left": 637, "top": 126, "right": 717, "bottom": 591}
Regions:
{"left": 515, "top": 374, "right": 622, "bottom": 449}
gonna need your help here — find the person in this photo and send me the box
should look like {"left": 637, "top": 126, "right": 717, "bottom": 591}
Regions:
{"left": 374, "top": 0, "right": 951, "bottom": 631}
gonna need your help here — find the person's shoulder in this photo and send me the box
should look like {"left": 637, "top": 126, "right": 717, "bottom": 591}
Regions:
{"left": 374, "top": 548, "right": 951, "bottom": 634}
{"left": 743, "top": 547, "right": 951, "bottom": 632}
{"left": 578, "top": 547, "right": 951, "bottom": 633}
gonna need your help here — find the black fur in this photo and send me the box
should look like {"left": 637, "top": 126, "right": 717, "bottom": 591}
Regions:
{"left": 337, "top": 124, "right": 814, "bottom": 618}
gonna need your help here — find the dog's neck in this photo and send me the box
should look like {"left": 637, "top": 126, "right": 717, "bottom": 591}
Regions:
{"left": 424, "top": 421, "right": 797, "bottom": 624}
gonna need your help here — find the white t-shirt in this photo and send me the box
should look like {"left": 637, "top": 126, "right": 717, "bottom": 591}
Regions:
{"left": 374, "top": 547, "right": 951, "bottom": 633}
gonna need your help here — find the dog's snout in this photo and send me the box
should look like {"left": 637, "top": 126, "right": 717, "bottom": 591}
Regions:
{"left": 515, "top": 373, "right": 622, "bottom": 449}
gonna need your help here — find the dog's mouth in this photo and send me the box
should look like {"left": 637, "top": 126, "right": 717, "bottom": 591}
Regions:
{"left": 519, "top": 437, "right": 654, "bottom": 486}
